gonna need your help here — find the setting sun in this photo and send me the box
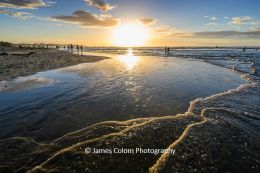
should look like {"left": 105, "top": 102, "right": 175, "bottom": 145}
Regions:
{"left": 112, "top": 23, "right": 150, "bottom": 47}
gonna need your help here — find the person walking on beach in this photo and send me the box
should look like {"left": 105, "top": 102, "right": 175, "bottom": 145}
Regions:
{"left": 77, "top": 45, "right": 79, "bottom": 52}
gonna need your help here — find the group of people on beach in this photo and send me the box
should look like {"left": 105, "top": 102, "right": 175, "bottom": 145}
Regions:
{"left": 67, "top": 44, "right": 83, "bottom": 52}
{"left": 164, "top": 47, "right": 170, "bottom": 55}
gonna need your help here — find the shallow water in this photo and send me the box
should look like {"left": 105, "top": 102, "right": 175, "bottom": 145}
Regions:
{"left": 0, "top": 49, "right": 245, "bottom": 142}
{"left": 1, "top": 48, "right": 260, "bottom": 173}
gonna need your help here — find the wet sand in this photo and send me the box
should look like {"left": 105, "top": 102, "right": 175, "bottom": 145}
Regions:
{"left": 0, "top": 48, "right": 109, "bottom": 81}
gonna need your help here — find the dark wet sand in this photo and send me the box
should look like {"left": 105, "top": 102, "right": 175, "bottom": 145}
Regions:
{"left": 0, "top": 48, "right": 109, "bottom": 81}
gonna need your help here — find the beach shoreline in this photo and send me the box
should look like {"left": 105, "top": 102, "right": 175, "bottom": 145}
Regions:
{"left": 0, "top": 48, "right": 109, "bottom": 81}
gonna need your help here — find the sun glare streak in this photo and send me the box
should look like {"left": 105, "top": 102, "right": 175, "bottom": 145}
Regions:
{"left": 112, "top": 23, "right": 150, "bottom": 47}
{"left": 118, "top": 48, "right": 139, "bottom": 70}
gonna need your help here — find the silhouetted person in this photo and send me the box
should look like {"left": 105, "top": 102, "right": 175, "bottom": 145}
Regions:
{"left": 77, "top": 45, "right": 79, "bottom": 52}
{"left": 243, "top": 47, "right": 246, "bottom": 52}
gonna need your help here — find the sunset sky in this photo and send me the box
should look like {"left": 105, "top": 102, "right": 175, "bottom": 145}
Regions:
{"left": 0, "top": 0, "right": 259, "bottom": 46}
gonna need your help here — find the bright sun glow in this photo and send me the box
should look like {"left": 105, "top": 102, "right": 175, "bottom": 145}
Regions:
{"left": 112, "top": 23, "right": 149, "bottom": 47}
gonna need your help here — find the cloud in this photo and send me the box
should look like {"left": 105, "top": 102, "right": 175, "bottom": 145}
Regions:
{"left": 0, "top": 9, "right": 33, "bottom": 19}
{"left": 155, "top": 26, "right": 173, "bottom": 33}
{"left": 0, "top": 0, "right": 54, "bottom": 9}
{"left": 154, "top": 26, "right": 190, "bottom": 38}
{"left": 170, "top": 31, "right": 193, "bottom": 38}
{"left": 230, "top": 16, "right": 251, "bottom": 25}
{"left": 163, "top": 26, "right": 260, "bottom": 39}
{"left": 252, "top": 26, "right": 260, "bottom": 31}
{"left": 251, "top": 20, "right": 260, "bottom": 25}
{"left": 204, "top": 16, "right": 218, "bottom": 26}
{"left": 52, "top": 10, "right": 119, "bottom": 27}
{"left": 204, "top": 16, "right": 218, "bottom": 21}
{"left": 205, "top": 22, "right": 217, "bottom": 26}
{"left": 84, "top": 0, "right": 114, "bottom": 12}
{"left": 137, "top": 18, "right": 157, "bottom": 25}
{"left": 192, "top": 30, "right": 260, "bottom": 38}
{"left": 210, "top": 16, "right": 218, "bottom": 21}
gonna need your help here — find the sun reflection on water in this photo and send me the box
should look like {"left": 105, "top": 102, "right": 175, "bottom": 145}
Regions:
{"left": 118, "top": 48, "right": 139, "bottom": 70}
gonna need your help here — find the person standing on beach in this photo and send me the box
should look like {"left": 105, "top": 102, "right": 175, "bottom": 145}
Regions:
{"left": 77, "top": 45, "right": 79, "bottom": 52}
{"left": 164, "top": 47, "right": 170, "bottom": 55}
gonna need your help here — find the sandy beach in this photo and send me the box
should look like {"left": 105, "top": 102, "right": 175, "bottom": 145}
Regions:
{"left": 0, "top": 48, "right": 109, "bottom": 81}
